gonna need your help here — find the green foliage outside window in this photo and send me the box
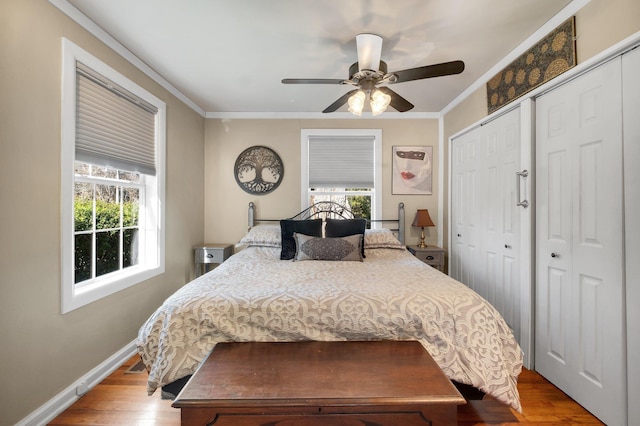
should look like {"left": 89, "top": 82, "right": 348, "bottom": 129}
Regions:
{"left": 346, "top": 195, "right": 371, "bottom": 222}
{"left": 74, "top": 198, "right": 139, "bottom": 284}
{"left": 74, "top": 199, "right": 138, "bottom": 230}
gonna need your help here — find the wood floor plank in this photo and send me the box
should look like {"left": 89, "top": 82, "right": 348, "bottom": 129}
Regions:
{"left": 49, "top": 356, "right": 605, "bottom": 425}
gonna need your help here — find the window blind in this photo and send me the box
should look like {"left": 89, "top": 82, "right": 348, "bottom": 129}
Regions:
{"left": 75, "top": 62, "right": 158, "bottom": 175}
{"left": 308, "top": 135, "right": 375, "bottom": 187}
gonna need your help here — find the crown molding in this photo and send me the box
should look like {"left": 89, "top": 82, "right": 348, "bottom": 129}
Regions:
{"left": 441, "top": 0, "right": 593, "bottom": 116}
{"left": 49, "top": 0, "right": 207, "bottom": 117}
{"left": 205, "top": 111, "right": 440, "bottom": 119}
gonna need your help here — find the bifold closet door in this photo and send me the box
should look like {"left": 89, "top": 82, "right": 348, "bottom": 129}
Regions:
{"left": 480, "top": 110, "right": 522, "bottom": 340}
{"left": 623, "top": 45, "right": 640, "bottom": 426}
{"left": 450, "top": 107, "right": 523, "bottom": 343}
{"left": 535, "top": 57, "right": 625, "bottom": 426}
{"left": 450, "top": 131, "right": 480, "bottom": 289}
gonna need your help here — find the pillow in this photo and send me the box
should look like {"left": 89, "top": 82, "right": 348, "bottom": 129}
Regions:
{"left": 280, "top": 219, "right": 323, "bottom": 260}
{"left": 325, "top": 218, "right": 367, "bottom": 258}
{"left": 364, "top": 228, "right": 405, "bottom": 250}
{"left": 294, "top": 233, "right": 363, "bottom": 262}
{"left": 236, "top": 224, "right": 282, "bottom": 248}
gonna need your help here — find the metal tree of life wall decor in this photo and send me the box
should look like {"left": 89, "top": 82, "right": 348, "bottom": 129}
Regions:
{"left": 234, "top": 146, "right": 284, "bottom": 195}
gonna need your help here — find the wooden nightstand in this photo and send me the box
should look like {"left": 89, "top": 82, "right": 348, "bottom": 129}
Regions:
{"left": 194, "top": 243, "right": 233, "bottom": 276}
{"left": 407, "top": 245, "right": 446, "bottom": 273}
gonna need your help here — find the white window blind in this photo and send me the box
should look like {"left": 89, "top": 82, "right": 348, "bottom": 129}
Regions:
{"left": 308, "top": 136, "right": 375, "bottom": 187}
{"left": 76, "top": 62, "right": 158, "bottom": 175}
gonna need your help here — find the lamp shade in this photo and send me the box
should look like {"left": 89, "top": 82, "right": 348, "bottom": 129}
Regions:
{"left": 370, "top": 89, "right": 391, "bottom": 116}
{"left": 412, "top": 209, "right": 435, "bottom": 227}
{"left": 347, "top": 90, "right": 365, "bottom": 116}
{"left": 356, "top": 33, "right": 383, "bottom": 72}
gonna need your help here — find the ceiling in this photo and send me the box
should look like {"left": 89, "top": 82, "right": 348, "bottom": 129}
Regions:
{"left": 63, "top": 0, "right": 576, "bottom": 117}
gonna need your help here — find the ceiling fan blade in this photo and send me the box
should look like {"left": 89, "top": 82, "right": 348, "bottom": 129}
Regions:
{"left": 282, "top": 78, "right": 345, "bottom": 85}
{"left": 323, "top": 89, "right": 359, "bottom": 113}
{"left": 391, "top": 60, "right": 465, "bottom": 83}
{"left": 376, "top": 86, "right": 414, "bottom": 112}
{"left": 356, "top": 33, "right": 383, "bottom": 71}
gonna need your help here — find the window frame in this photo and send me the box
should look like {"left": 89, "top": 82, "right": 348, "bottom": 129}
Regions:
{"left": 60, "top": 38, "right": 166, "bottom": 314}
{"left": 300, "top": 129, "right": 382, "bottom": 221}
{"left": 73, "top": 165, "right": 145, "bottom": 284}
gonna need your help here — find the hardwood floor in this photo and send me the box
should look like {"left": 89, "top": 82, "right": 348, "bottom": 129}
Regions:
{"left": 50, "top": 355, "right": 604, "bottom": 425}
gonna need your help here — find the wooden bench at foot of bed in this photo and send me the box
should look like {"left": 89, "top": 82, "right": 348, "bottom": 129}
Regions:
{"left": 172, "top": 340, "right": 466, "bottom": 426}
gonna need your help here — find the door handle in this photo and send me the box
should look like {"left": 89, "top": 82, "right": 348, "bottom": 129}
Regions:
{"left": 505, "top": 244, "right": 512, "bottom": 249}
{"left": 551, "top": 252, "right": 560, "bottom": 258}
{"left": 516, "top": 170, "right": 529, "bottom": 208}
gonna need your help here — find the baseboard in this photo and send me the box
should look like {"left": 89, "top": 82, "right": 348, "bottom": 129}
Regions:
{"left": 16, "top": 340, "right": 138, "bottom": 426}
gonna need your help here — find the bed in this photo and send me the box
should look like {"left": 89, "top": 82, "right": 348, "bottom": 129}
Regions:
{"left": 137, "top": 202, "right": 523, "bottom": 412}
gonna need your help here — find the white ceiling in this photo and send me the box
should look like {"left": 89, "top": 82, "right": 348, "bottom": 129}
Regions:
{"left": 62, "top": 0, "right": 577, "bottom": 117}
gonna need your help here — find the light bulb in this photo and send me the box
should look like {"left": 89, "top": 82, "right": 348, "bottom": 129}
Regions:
{"left": 370, "top": 89, "right": 391, "bottom": 116}
{"left": 348, "top": 90, "right": 366, "bottom": 116}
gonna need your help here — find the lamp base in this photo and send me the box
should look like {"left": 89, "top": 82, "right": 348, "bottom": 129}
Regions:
{"left": 417, "top": 228, "right": 427, "bottom": 248}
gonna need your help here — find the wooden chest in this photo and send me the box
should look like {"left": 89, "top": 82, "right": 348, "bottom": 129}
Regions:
{"left": 172, "top": 340, "right": 465, "bottom": 425}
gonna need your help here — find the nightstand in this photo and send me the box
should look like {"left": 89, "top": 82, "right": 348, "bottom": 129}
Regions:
{"left": 194, "top": 243, "right": 233, "bottom": 276}
{"left": 407, "top": 245, "right": 446, "bottom": 273}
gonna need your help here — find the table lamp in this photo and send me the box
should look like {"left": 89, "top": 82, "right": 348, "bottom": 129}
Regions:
{"left": 412, "top": 209, "right": 434, "bottom": 248}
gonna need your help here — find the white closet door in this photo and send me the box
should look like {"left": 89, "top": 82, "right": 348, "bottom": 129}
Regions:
{"left": 622, "top": 46, "right": 640, "bottom": 426}
{"left": 535, "top": 57, "right": 625, "bottom": 426}
{"left": 450, "top": 107, "right": 523, "bottom": 343}
{"left": 450, "top": 131, "right": 481, "bottom": 290}
{"left": 480, "top": 110, "right": 521, "bottom": 338}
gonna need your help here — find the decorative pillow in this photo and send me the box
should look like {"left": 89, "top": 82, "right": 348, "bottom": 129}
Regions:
{"left": 364, "top": 228, "right": 405, "bottom": 249}
{"left": 236, "top": 224, "right": 282, "bottom": 248}
{"left": 280, "top": 219, "right": 323, "bottom": 260}
{"left": 294, "top": 233, "right": 363, "bottom": 262}
{"left": 325, "top": 218, "right": 367, "bottom": 258}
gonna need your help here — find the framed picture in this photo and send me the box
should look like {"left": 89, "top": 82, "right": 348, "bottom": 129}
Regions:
{"left": 392, "top": 146, "right": 433, "bottom": 195}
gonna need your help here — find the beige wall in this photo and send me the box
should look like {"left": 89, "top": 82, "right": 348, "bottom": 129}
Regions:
{"left": 204, "top": 119, "right": 440, "bottom": 247}
{"left": 441, "top": 0, "right": 640, "bottom": 250}
{"left": 0, "top": 1, "right": 205, "bottom": 425}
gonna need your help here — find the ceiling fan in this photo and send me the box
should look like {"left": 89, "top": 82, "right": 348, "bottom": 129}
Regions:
{"left": 282, "top": 33, "right": 465, "bottom": 115}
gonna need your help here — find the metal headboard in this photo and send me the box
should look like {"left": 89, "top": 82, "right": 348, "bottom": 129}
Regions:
{"left": 248, "top": 202, "right": 405, "bottom": 244}
{"left": 290, "top": 201, "right": 355, "bottom": 220}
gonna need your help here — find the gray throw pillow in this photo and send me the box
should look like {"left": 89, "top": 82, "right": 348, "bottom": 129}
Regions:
{"left": 293, "top": 233, "right": 363, "bottom": 262}
{"left": 325, "top": 218, "right": 367, "bottom": 258}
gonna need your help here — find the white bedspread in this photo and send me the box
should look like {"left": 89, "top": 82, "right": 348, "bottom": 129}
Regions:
{"left": 137, "top": 246, "right": 523, "bottom": 411}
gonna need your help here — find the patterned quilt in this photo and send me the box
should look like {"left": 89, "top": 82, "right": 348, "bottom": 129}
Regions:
{"left": 137, "top": 246, "right": 523, "bottom": 411}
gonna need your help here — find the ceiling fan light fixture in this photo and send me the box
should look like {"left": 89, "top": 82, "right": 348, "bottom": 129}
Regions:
{"left": 356, "top": 33, "right": 383, "bottom": 72}
{"left": 348, "top": 90, "right": 366, "bottom": 116}
{"left": 370, "top": 89, "right": 391, "bottom": 116}
{"left": 282, "top": 34, "right": 463, "bottom": 115}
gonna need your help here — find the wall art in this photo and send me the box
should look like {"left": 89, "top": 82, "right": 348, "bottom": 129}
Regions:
{"left": 234, "top": 145, "right": 284, "bottom": 195}
{"left": 487, "top": 17, "right": 576, "bottom": 113}
{"left": 392, "top": 146, "right": 433, "bottom": 195}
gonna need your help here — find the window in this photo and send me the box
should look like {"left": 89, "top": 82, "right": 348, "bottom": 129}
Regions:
{"left": 61, "top": 39, "right": 166, "bottom": 313}
{"left": 73, "top": 163, "right": 142, "bottom": 284}
{"left": 301, "top": 129, "right": 382, "bottom": 222}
